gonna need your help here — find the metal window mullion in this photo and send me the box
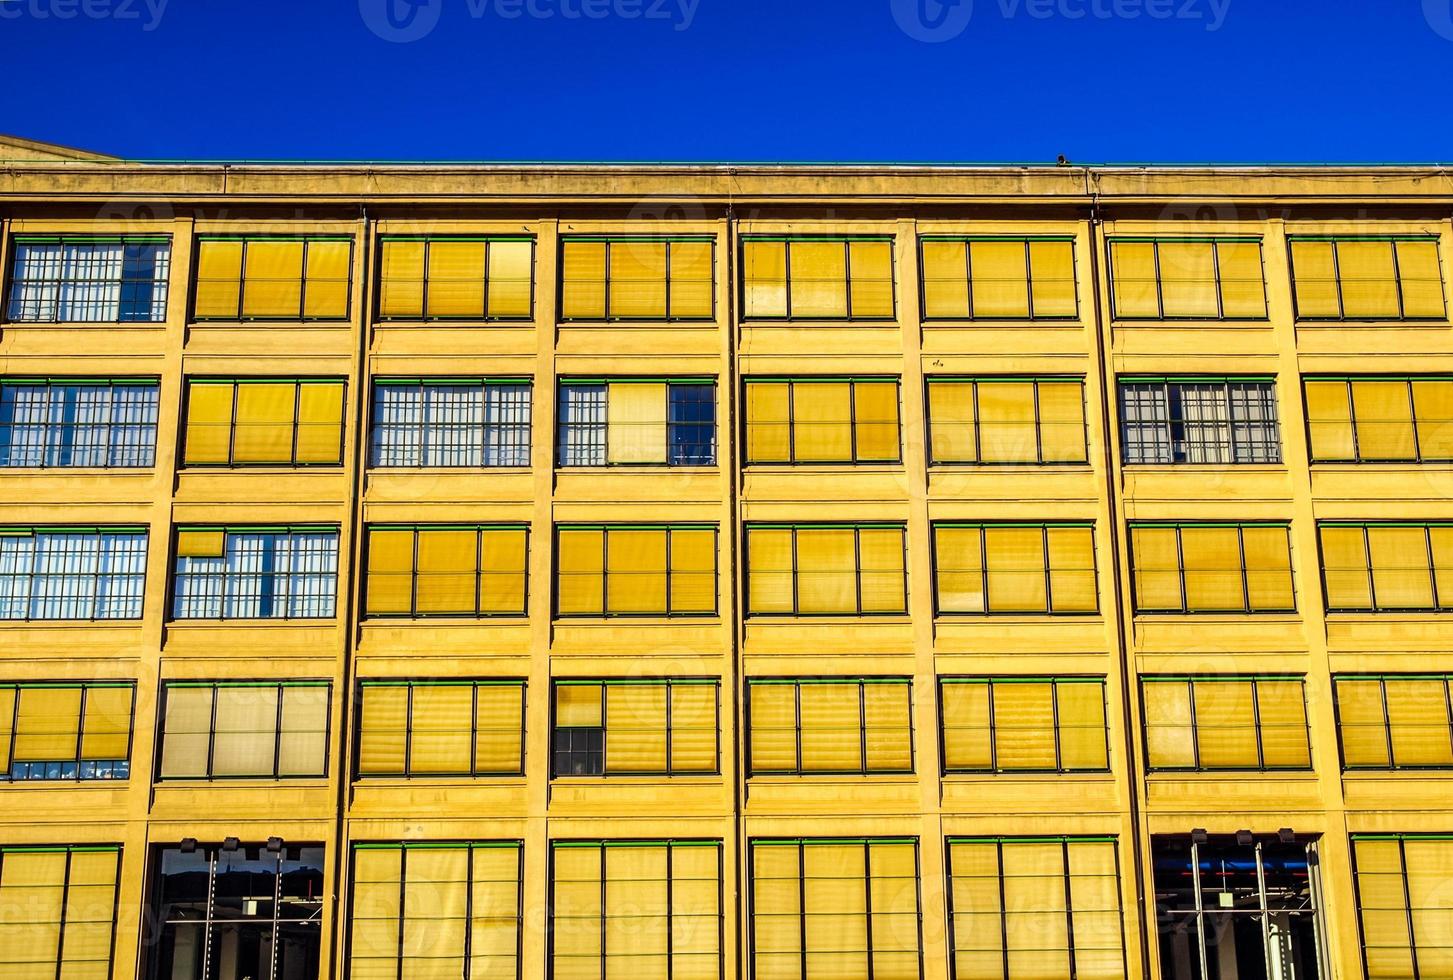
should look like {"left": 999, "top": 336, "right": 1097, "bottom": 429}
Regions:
{"left": 1363, "top": 526, "right": 1378, "bottom": 612}
{"left": 1379, "top": 679, "right": 1398, "bottom": 769}
{"left": 1428, "top": 525, "right": 1443, "bottom": 612}
{"left": 598, "top": 845, "right": 608, "bottom": 979}
{"left": 481, "top": 241, "right": 492, "bottom": 323}
{"left": 462, "top": 842, "right": 475, "bottom": 980}
{"left": 996, "top": 842, "right": 1010, "bottom": 980}
{"left": 1152, "top": 243, "right": 1166, "bottom": 320}
{"left": 395, "top": 848, "right": 409, "bottom": 980}
{"left": 857, "top": 682, "right": 869, "bottom": 775}
{"left": 1407, "top": 379, "right": 1427, "bottom": 463}
{"left": 1187, "top": 680, "right": 1202, "bottom": 770}
{"left": 1050, "top": 681, "right": 1064, "bottom": 773}
{"left": 1212, "top": 241, "right": 1226, "bottom": 320}
{"left": 1250, "top": 679, "right": 1267, "bottom": 771}
{"left": 206, "top": 685, "right": 220, "bottom": 778}
{"left": 1397, "top": 838, "right": 1423, "bottom": 980}
{"left": 1331, "top": 242, "right": 1348, "bottom": 321}
{"left": 663, "top": 682, "right": 674, "bottom": 776}
{"left": 663, "top": 241, "right": 673, "bottom": 322}
{"left": 979, "top": 527, "right": 991, "bottom": 614}
{"left": 297, "top": 241, "right": 311, "bottom": 320}
{"left": 1040, "top": 525, "right": 1054, "bottom": 614}
{"left": 1444, "top": 680, "right": 1453, "bottom": 771}
{"left": 51, "top": 847, "right": 72, "bottom": 980}
{"left": 1237, "top": 527, "right": 1252, "bottom": 613}
{"left": 1060, "top": 840, "right": 1077, "bottom": 979}
{"left": 863, "top": 841, "right": 876, "bottom": 980}
{"left": 972, "top": 382, "right": 983, "bottom": 464}
{"left": 1390, "top": 239, "right": 1408, "bottom": 320}
{"left": 602, "top": 242, "right": 614, "bottom": 320}
{"left": 842, "top": 241, "right": 854, "bottom": 320}
{"left": 474, "top": 529, "right": 484, "bottom": 617}
{"left": 403, "top": 684, "right": 414, "bottom": 775}
{"left": 795, "top": 683, "right": 804, "bottom": 775}
{"left": 987, "top": 681, "right": 998, "bottom": 773}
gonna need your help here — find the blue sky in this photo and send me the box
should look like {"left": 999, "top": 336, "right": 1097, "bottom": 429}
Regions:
{"left": 2, "top": 0, "right": 1450, "bottom": 163}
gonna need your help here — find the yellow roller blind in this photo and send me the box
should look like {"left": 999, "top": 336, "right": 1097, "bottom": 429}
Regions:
{"left": 1038, "top": 382, "right": 1088, "bottom": 463}
{"left": 556, "top": 684, "right": 602, "bottom": 728}
{"left": 475, "top": 684, "right": 524, "bottom": 773}
{"left": 606, "top": 529, "right": 668, "bottom": 615}
{"left": 480, "top": 527, "right": 527, "bottom": 615}
{"left": 241, "top": 240, "right": 304, "bottom": 318}
{"left": 378, "top": 239, "right": 425, "bottom": 318}
{"left": 1338, "top": 240, "right": 1400, "bottom": 318}
{"left": 940, "top": 683, "right": 991, "bottom": 771}
{"left": 159, "top": 687, "right": 212, "bottom": 778}
{"left": 1402, "top": 838, "right": 1453, "bottom": 980}
{"left": 561, "top": 240, "right": 607, "bottom": 319}
{"left": 1368, "top": 526, "right": 1433, "bottom": 609}
{"left": 183, "top": 383, "right": 235, "bottom": 465}
{"left": 669, "top": 685, "right": 717, "bottom": 773}
{"left": 604, "top": 846, "right": 669, "bottom": 978}
{"left": 792, "top": 382, "right": 853, "bottom": 462}
{"left": 487, "top": 240, "right": 534, "bottom": 318}
{"left": 747, "top": 528, "right": 793, "bottom": 614}
{"left": 802, "top": 842, "right": 867, "bottom": 976}
{"left": 1002, "top": 843, "right": 1069, "bottom": 976}
{"left": 1334, "top": 679, "right": 1390, "bottom": 768}
{"left": 607, "top": 381, "right": 667, "bottom": 464}
{"left": 1291, "top": 240, "right": 1340, "bottom": 317}
{"left": 853, "top": 382, "right": 900, "bottom": 461}
{"left": 795, "top": 528, "right": 857, "bottom": 614}
{"left": 13, "top": 688, "right": 81, "bottom": 762}
{"left": 745, "top": 381, "right": 791, "bottom": 463}
{"left": 1254, "top": 680, "right": 1310, "bottom": 768}
{"left": 1192, "top": 682, "right": 1258, "bottom": 768}
{"left": 799, "top": 683, "right": 862, "bottom": 772}
{"left": 977, "top": 382, "right": 1036, "bottom": 463}
{"left": 742, "top": 240, "right": 787, "bottom": 318}
{"left": 79, "top": 687, "right": 131, "bottom": 762}
{"left": 1047, "top": 526, "right": 1097, "bottom": 613}
{"left": 751, "top": 844, "right": 802, "bottom": 978}
{"left": 193, "top": 239, "right": 243, "bottom": 318}
{"left": 970, "top": 240, "right": 1029, "bottom": 318}
{"left": 605, "top": 684, "right": 667, "bottom": 773}
{"left": 609, "top": 240, "right": 668, "bottom": 318}
{"left": 984, "top": 527, "right": 1047, "bottom": 613}
{"left": 295, "top": 382, "right": 344, "bottom": 464}
{"left": 949, "top": 841, "right": 1004, "bottom": 980}
{"left": 790, "top": 241, "right": 848, "bottom": 318}
{"left": 668, "top": 241, "right": 714, "bottom": 319}
{"left": 858, "top": 527, "right": 907, "bottom": 613}
{"left": 1320, "top": 526, "right": 1372, "bottom": 610}
{"left": 1351, "top": 839, "right": 1415, "bottom": 980}
{"left": 1109, "top": 242, "right": 1158, "bottom": 318}
{"left": 921, "top": 240, "right": 969, "bottom": 318}
{"left": 410, "top": 685, "right": 474, "bottom": 774}
{"left": 415, "top": 529, "right": 479, "bottom": 615}
{"left": 1241, "top": 526, "right": 1294, "bottom": 612}
{"left": 1396, "top": 239, "right": 1446, "bottom": 318}
{"left": 748, "top": 683, "right": 798, "bottom": 773}
{"left": 366, "top": 529, "right": 416, "bottom": 616}
{"left": 1029, "top": 240, "right": 1078, "bottom": 317}
{"left": 1216, "top": 240, "right": 1267, "bottom": 317}
{"left": 992, "top": 682, "right": 1058, "bottom": 770}
{"left": 1384, "top": 679, "right": 1453, "bottom": 766}
{"left": 426, "top": 240, "right": 486, "bottom": 318}
{"left": 1413, "top": 379, "right": 1453, "bottom": 458}
{"left": 358, "top": 685, "right": 408, "bottom": 775}
{"left": 1156, "top": 241, "right": 1218, "bottom": 318}
{"left": 1304, "top": 380, "right": 1355, "bottom": 460}
{"left": 863, "top": 683, "right": 912, "bottom": 771}
{"left": 1179, "top": 527, "right": 1244, "bottom": 612}
{"left": 848, "top": 240, "right": 894, "bottom": 317}
{"left": 61, "top": 849, "right": 119, "bottom": 978}
{"left": 928, "top": 381, "right": 976, "bottom": 463}
{"left": 232, "top": 382, "right": 296, "bottom": 463}
{"left": 278, "top": 686, "right": 327, "bottom": 777}
{"left": 1057, "top": 683, "right": 1109, "bottom": 770}
{"left": 935, "top": 526, "right": 985, "bottom": 614}
{"left": 211, "top": 686, "right": 279, "bottom": 777}
{"left": 1352, "top": 380, "right": 1416, "bottom": 460}
{"left": 669, "top": 528, "right": 716, "bottom": 614}
{"left": 303, "top": 240, "right": 351, "bottom": 319}
{"left": 0, "top": 850, "right": 66, "bottom": 971}
{"left": 1142, "top": 682, "right": 1195, "bottom": 769}
{"left": 1130, "top": 527, "right": 1182, "bottom": 611}
{"left": 867, "top": 841, "right": 920, "bottom": 978}
{"left": 557, "top": 529, "right": 604, "bottom": 615}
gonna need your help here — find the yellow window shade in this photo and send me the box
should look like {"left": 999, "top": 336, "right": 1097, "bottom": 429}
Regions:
{"left": 561, "top": 241, "right": 607, "bottom": 319}
{"left": 194, "top": 240, "right": 245, "bottom": 318}
{"left": 556, "top": 684, "right": 602, "bottom": 728}
{"left": 789, "top": 241, "right": 848, "bottom": 318}
{"left": 863, "top": 684, "right": 912, "bottom": 771}
{"left": 792, "top": 382, "right": 853, "bottom": 462}
{"left": 1304, "top": 380, "right": 1355, "bottom": 460}
{"left": 1130, "top": 527, "right": 1182, "bottom": 611}
{"left": 358, "top": 686, "right": 408, "bottom": 775}
{"left": 183, "top": 383, "right": 235, "bottom": 465}
{"left": 79, "top": 687, "right": 131, "bottom": 762}
{"left": 1368, "top": 526, "right": 1433, "bottom": 609}
{"left": 13, "top": 688, "right": 81, "bottom": 762}
{"left": 1290, "top": 240, "right": 1340, "bottom": 317}
{"left": 480, "top": 528, "right": 527, "bottom": 615}
{"left": 848, "top": 240, "right": 894, "bottom": 317}
{"left": 1192, "top": 682, "right": 1258, "bottom": 768}
{"left": 742, "top": 240, "right": 787, "bottom": 318}
{"left": 605, "top": 684, "right": 668, "bottom": 773}
{"left": 1037, "top": 382, "right": 1088, "bottom": 463}
{"left": 232, "top": 382, "right": 297, "bottom": 463}
{"left": 984, "top": 527, "right": 1048, "bottom": 613}
{"left": 1142, "top": 682, "right": 1195, "bottom": 769}
{"left": 366, "top": 529, "right": 417, "bottom": 616}
{"left": 1413, "top": 380, "right": 1453, "bottom": 458}
{"left": 668, "top": 241, "right": 714, "bottom": 319}
{"left": 1352, "top": 840, "right": 1414, "bottom": 980}
{"left": 176, "top": 528, "right": 225, "bottom": 559}
{"left": 1216, "top": 241, "right": 1268, "bottom": 318}
{"left": 1156, "top": 241, "right": 1218, "bottom": 318}
{"left": 1057, "top": 683, "right": 1109, "bottom": 770}
{"left": 487, "top": 240, "right": 534, "bottom": 318}
{"left": 0, "top": 850, "right": 66, "bottom": 968}
{"left": 1047, "top": 526, "right": 1097, "bottom": 613}
{"left": 1109, "top": 242, "right": 1158, "bottom": 318}
{"left": 557, "top": 529, "right": 605, "bottom": 615}
{"left": 1179, "top": 526, "right": 1244, "bottom": 612}
{"left": 303, "top": 240, "right": 351, "bottom": 319}
{"left": 921, "top": 240, "right": 970, "bottom": 318}
{"left": 1321, "top": 526, "right": 1372, "bottom": 610}
{"left": 970, "top": 240, "right": 1029, "bottom": 318}
{"left": 858, "top": 527, "right": 906, "bottom": 613}
{"left": 241, "top": 240, "right": 304, "bottom": 318}
{"left": 799, "top": 683, "right": 863, "bottom": 771}
{"left": 211, "top": 686, "right": 280, "bottom": 777}
{"left": 295, "top": 382, "right": 344, "bottom": 464}
{"left": 378, "top": 239, "right": 426, "bottom": 318}
{"left": 669, "top": 528, "right": 716, "bottom": 614}
{"left": 609, "top": 241, "right": 668, "bottom": 318}
{"left": 1430, "top": 527, "right": 1453, "bottom": 604}
{"left": 1254, "top": 680, "right": 1310, "bottom": 768}
{"left": 1338, "top": 240, "right": 1400, "bottom": 318}
{"left": 409, "top": 685, "right": 473, "bottom": 774}
{"left": 1240, "top": 526, "right": 1294, "bottom": 612}
{"left": 606, "top": 529, "right": 667, "bottom": 614}
{"left": 1352, "top": 380, "right": 1417, "bottom": 459}
{"left": 1396, "top": 240, "right": 1446, "bottom": 318}
{"left": 415, "top": 529, "right": 479, "bottom": 615}
{"left": 475, "top": 684, "right": 524, "bottom": 773}
{"left": 607, "top": 381, "right": 667, "bottom": 464}
{"left": 976, "top": 382, "right": 1037, "bottom": 463}
{"left": 992, "top": 682, "right": 1057, "bottom": 769}
{"left": 748, "top": 683, "right": 798, "bottom": 772}
{"left": 940, "top": 683, "right": 991, "bottom": 770}
{"left": 426, "top": 240, "right": 487, "bottom": 318}
{"left": 1029, "top": 240, "right": 1078, "bottom": 317}
{"left": 794, "top": 528, "right": 857, "bottom": 614}
{"left": 1384, "top": 679, "right": 1453, "bottom": 766}
{"left": 158, "top": 687, "right": 212, "bottom": 778}
{"left": 1334, "top": 679, "right": 1390, "bottom": 768}
{"left": 928, "top": 381, "right": 976, "bottom": 463}
{"left": 935, "top": 526, "right": 985, "bottom": 614}
{"left": 852, "top": 382, "right": 899, "bottom": 461}
{"left": 745, "top": 381, "right": 791, "bottom": 463}
{"left": 669, "top": 685, "right": 717, "bottom": 772}
{"left": 278, "top": 686, "right": 327, "bottom": 777}
{"left": 746, "top": 528, "right": 794, "bottom": 614}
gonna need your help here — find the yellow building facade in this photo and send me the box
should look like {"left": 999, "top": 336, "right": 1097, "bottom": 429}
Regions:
{"left": 0, "top": 150, "right": 1451, "bottom": 980}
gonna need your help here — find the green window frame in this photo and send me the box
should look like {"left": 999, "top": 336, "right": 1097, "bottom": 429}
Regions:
{"left": 1107, "top": 236, "right": 1268, "bottom": 321}
{"left": 1350, "top": 834, "right": 1453, "bottom": 980}
{"left": 1128, "top": 522, "right": 1295, "bottom": 614}
{"left": 1139, "top": 675, "right": 1312, "bottom": 772}
{"left": 1289, "top": 235, "right": 1447, "bottom": 322}
{"left": 745, "top": 523, "right": 908, "bottom": 617}
{"left": 1334, "top": 674, "right": 1453, "bottom": 770}
{"left": 0, "top": 681, "right": 134, "bottom": 782}
{"left": 925, "top": 376, "right": 1089, "bottom": 466}
{"left": 558, "top": 235, "right": 716, "bottom": 322}
{"left": 740, "top": 235, "right": 896, "bottom": 321}
{"left": 0, "top": 844, "right": 122, "bottom": 980}
{"left": 355, "top": 679, "right": 527, "bottom": 779}
{"left": 743, "top": 376, "right": 902, "bottom": 465}
{"left": 156, "top": 680, "right": 331, "bottom": 781}
{"left": 918, "top": 235, "right": 1079, "bottom": 321}
{"left": 746, "top": 677, "right": 914, "bottom": 776}
{"left": 932, "top": 522, "right": 1099, "bottom": 616}
{"left": 938, "top": 677, "right": 1109, "bottom": 774}
{"left": 550, "top": 678, "right": 720, "bottom": 777}
{"left": 181, "top": 377, "right": 346, "bottom": 467}
{"left": 1303, "top": 375, "right": 1453, "bottom": 463}
{"left": 554, "top": 524, "right": 718, "bottom": 619}
{"left": 6, "top": 234, "right": 171, "bottom": 323}
{"left": 376, "top": 235, "right": 535, "bottom": 321}
{"left": 192, "top": 234, "right": 354, "bottom": 322}
{"left": 363, "top": 524, "right": 529, "bottom": 619}
{"left": 1319, "top": 521, "right": 1453, "bottom": 613}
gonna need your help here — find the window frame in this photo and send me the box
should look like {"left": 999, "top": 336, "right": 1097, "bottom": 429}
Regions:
{"left": 180, "top": 376, "right": 347, "bottom": 468}
{"left": 1128, "top": 521, "right": 1296, "bottom": 615}
{"left": 1139, "top": 674, "right": 1312, "bottom": 773}
{"left": 0, "top": 681, "right": 135, "bottom": 782}
{"left": 0, "top": 843, "right": 122, "bottom": 980}
{"left": 0, "top": 377, "right": 161, "bottom": 470}
{"left": 362, "top": 523, "right": 530, "bottom": 620}
{"left": 1349, "top": 833, "right": 1453, "bottom": 980}
{"left": 745, "top": 676, "right": 915, "bottom": 777}
{"left": 169, "top": 524, "right": 340, "bottom": 622}
{"left": 739, "top": 234, "right": 897, "bottom": 322}
{"left": 549, "top": 678, "right": 721, "bottom": 778}
{"left": 0, "top": 525, "right": 148, "bottom": 622}
{"left": 368, "top": 376, "right": 533, "bottom": 469}
{"left": 924, "top": 376, "right": 1089, "bottom": 467}
{"left": 154, "top": 679, "right": 332, "bottom": 782}
{"left": 555, "top": 377, "right": 718, "bottom": 468}
{"left": 744, "top": 522, "right": 909, "bottom": 618}
{"left": 1116, "top": 375, "right": 1283, "bottom": 465}
{"left": 937, "top": 676, "right": 1110, "bottom": 775}
{"left": 557, "top": 235, "right": 716, "bottom": 323}
{"left": 1333, "top": 674, "right": 1453, "bottom": 771}
{"left": 1288, "top": 234, "right": 1448, "bottom": 323}
{"left": 1107, "top": 235, "right": 1269, "bottom": 322}
{"left": 917, "top": 234, "right": 1080, "bottom": 322}
{"left": 553, "top": 523, "right": 719, "bottom": 619}
{"left": 353, "top": 679, "right": 527, "bottom": 779}
{"left": 931, "top": 521, "right": 1100, "bottom": 617}
{"left": 742, "top": 375, "right": 903, "bottom": 466}
{"left": 1318, "top": 520, "right": 1453, "bottom": 613}
{"left": 375, "top": 234, "right": 536, "bottom": 322}
{"left": 1303, "top": 374, "right": 1453, "bottom": 463}
{"left": 4, "top": 233, "right": 172, "bottom": 324}
{"left": 190, "top": 234, "right": 354, "bottom": 322}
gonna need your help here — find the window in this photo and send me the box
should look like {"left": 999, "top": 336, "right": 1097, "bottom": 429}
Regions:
{"left": 551, "top": 679, "right": 718, "bottom": 777}
{"left": 926, "top": 377, "right": 1087, "bottom": 465}
{"left": 357, "top": 680, "right": 525, "bottom": 778}
{"left": 1129, "top": 523, "right": 1294, "bottom": 614}
{"left": 1140, "top": 676, "right": 1310, "bottom": 771}
{"left": 378, "top": 236, "right": 533, "bottom": 320}
{"left": 744, "top": 377, "right": 900, "bottom": 464}
{"left": 947, "top": 837, "right": 1124, "bottom": 980}
{"left": 742, "top": 237, "right": 895, "bottom": 320}
{"left": 193, "top": 236, "right": 352, "bottom": 321}
{"left": 557, "top": 379, "right": 717, "bottom": 466}
{"left": 747, "top": 677, "right": 912, "bottom": 775}
{"left": 1304, "top": 376, "right": 1453, "bottom": 462}
{"left": 933, "top": 523, "right": 1097, "bottom": 615}
{"left": 746, "top": 523, "right": 907, "bottom": 616}
{"left": 370, "top": 379, "right": 531, "bottom": 467}
{"left": 182, "top": 378, "right": 345, "bottom": 466}
{"left": 560, "top": 237, "right": 714, "bottom": 320}
{"left": 0, "top": 682, "right": 132, "bottom": 781}
{"left": 1351, "top": 834, "right": 1453, "bottom": 979}
{"left": 364, "top": 525, "right": 527, "bottom": 618}
{"left": 350, "top": 841, "right": 522, "bottom": 980}
{"left": 0, "top": 526, "right": 147, "bottom": 621}
{"left": 171, "top": 525, "right": 338, "bottom": 620}
{"left": 1290, "top": 236, "right": 1445, "bottom": 321}
{"left": 551, "top": 840, "right": 723, "bottom": 980}
{"left": 1320, "top": 521, "right": 1453, "bottom": 612}
{"left": 749, "top": 838, "right": 920, "bottom": 980}
{"left": 1118, "top": 378, "right": 1281, "bottom": 464}
{"left": 555, "top": 525, "right": 717, "bottom": 617}
{"left": 1335, "top": 675, "right": 1453, "bottom": 769}
{"left": 0, "top": 378, "right": 159, "bottom": 468}
{"left": 7, "top": 235, "right": 170, "bottom": 322}
{"left": 157, "top": 681, "right": 329, "bottom": 779}
{"left": 939, "top": 677, "right": 1108, "bottom": 773}
{"left": 919, "top": 236, "right": 1077, "bottom": 320}
{"left": 150, "top": 842, "right": 324, "bottom": 980}
{"left": 1108, "top": 238, "right": 1266, "bottom": 320}
{"left": 0, "top": 844, "right": 120, "bottom": 980}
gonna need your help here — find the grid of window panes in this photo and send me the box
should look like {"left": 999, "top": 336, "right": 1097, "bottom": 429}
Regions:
{"left": 747, "top": 678, "right": 913, "bottom": 776}
{"left": 1128, "top": 523, "right": 1295, "bottom": 614}
{"left": 0, "top": 379, "right": 159, "bottom": 467}
{"left": 1334, "top": 675, "right": 1453, "bottom": 770}
{"left": 1319, "top": 522, "right": 1453, "bottom": 612}
{"left": 557, "top": 379, "right": 717, "bottom": 467}
{"left": 1140, "top": 676, "right": 1311, "bottom": 771}
{"left": 357, "top": 680, "right": 526, "bottom": 778}
{"left": 1290, "top": 236, "right": 1446, "bottom": 321}
{"left": 171, "top": 527, "right": 339, "bottom": 620}
{"left": 6, "top": 236, "right": 171, "bottom": 322}
{"left": 1351, "top": 835, "right": 1453, "bottom": 979}
{"left": 370, "top": 379, "right": 532, "bottom": 467}
{"left": 1304, "top": 376, "right": 1453, "bottom": 462}
{"left": 0, "top": 845, "right": 121, "bottom": 980}
{"left": 551, "top": 679, "right": 719, "bottom": 777}
{"left": 745, "top": 524, "right": 908, "bottom": 616}
{"left": 1118, "top": 378, "right": 1281, "bottom": 464}
{"left": 157, "top": 681, "right": 330, "bottom": 780}
{"left": 0, "top": 682, "right": 133, "bottom": 781}
{"left": 1108, "top": 238, "right": 1267, "bottom": 320}
{"left": 0, "top": 527, "right": 147, "bottom": 620}
{"left": 938, "top": 677, "right": 1109, "bottom": 774}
